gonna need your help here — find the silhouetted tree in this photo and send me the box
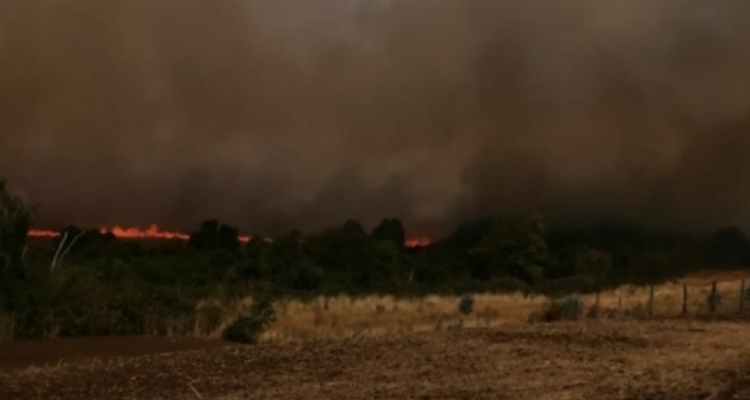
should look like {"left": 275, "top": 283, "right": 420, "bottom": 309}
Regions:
{"left": 470, "top": 216, "right": 549, "bottom": 284}
{"left": 371, "top": 218, "right": 406, "bottom": 247}
{"left": 0, "top": 179, "right": 35, "bottom": 279}
{"left": 188, "top": 219, "right": 241, "bottom": 252}
{"left": 710, "top": 226, "right": 749, "bottom": 266}
{"left": 240, "top": 237, "right": 269, "bottom": 280}
{"left": 443, "top": 217, "right": 494, "bottom": 248}
{"left": 342, "top": 219, "right": 367, "bottom": 238}
{"left": 590, "top": 222, "right": 645, "bottom": 250}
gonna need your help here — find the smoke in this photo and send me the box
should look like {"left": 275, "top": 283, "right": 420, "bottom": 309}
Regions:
{"left": 1, "top": 0, "right": 749, "bottom": 236}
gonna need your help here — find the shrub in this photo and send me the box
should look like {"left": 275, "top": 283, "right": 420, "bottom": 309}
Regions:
{"left": 458, "top": 294, "right": 475, "bottom": 316}
{"left": 222, "top": 293, "right": 276, "bottom": 344}
{"left": 536, "top": 296, "right": 583, "bottom": 322}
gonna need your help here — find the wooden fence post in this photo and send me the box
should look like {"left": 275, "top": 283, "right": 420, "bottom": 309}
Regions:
{"left": 710, "top": 281, "right": 717, "bottom": 315}
{"left": 682, "top": 283, "right": 688, "bottom": 316}
{"left": 741, "top": 279, "right": 746, "bottom": 313}
{"left": 648, "top": 284, "right": 655, "bottom": 317}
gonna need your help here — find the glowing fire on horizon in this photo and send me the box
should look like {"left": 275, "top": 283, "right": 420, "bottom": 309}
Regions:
{"left": 29, "top": 224, "right": 251, "bottom": 243}
{"left": 28, "top": 225, "right": 431, "bottom": 248}
{"left": 404, "top": 237, "right": 431, "bottom": 248}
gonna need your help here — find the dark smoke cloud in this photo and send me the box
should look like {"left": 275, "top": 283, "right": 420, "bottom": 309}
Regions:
{"left": 1, "top": 0, "right": 749, "bottom": 236}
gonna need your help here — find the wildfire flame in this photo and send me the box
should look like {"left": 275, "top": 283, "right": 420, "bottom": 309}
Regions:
{"left": 26, "top": 229, "right": 61, "bottom": 238}
{"left": 29, "top": 224, "right": 252, "bottom": 243}
{"left": 29, "top": 225, "right": 431, "bottom": 247}
{"left": 105, "top": 225, "right": 193, "bottom": 241}
{"left": 404, "top": 237, "right": 431, "bottom": 248}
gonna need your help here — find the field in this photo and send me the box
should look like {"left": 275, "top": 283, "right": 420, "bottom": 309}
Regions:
{"left": 262, "top": 270, "right": 750, "bottom": 342}
{"left": 3, "top": 271, "right": 750, "bottom": 400}
{"left": 3, "top": 320, "right": 750, "bottom": 399}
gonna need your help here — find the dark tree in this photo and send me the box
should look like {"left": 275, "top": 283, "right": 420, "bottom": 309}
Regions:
{"left": 371, "top": 218, "right": 406, "bottom": 247}
{"left": 470, "top": 216, "right": 549, "bottom": 284}
{"left": 710, "top": 226, "right": 749, "bottom": 266}
{"left": 0, "top": 179, "right": 35, "bottom": 278}
{"left": 189, "top": 219, "right": 241, "bottom": 251}
{"left": 443, "top": 217, "right": 494, "bottom": 248}
{"left": 342, "top": 219, "right": 367, "bottom": 237}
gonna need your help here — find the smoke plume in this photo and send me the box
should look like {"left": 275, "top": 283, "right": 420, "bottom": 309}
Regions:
{"left": 1, "top": 0, "right": 749, "bottom": 236}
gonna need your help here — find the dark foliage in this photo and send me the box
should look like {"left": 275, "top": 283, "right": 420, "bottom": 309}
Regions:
{"left": 372, "top": 218, "right": 406, "bottom": 248}
{"left": 3, "top": 176, "right": 750, "bottom": 340}
{"left": 189, "top": 220, "right": 241, "bottom": 252}
{"left": 222, "top": 293, "right": 276, "bottom": 344}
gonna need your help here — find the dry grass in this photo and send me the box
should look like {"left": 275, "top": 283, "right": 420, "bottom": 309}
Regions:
{"left": 3, "top": 270, "right": 746, "bottom": 343}
{"left": 258, "top": 270, "right": 750, "bottom": 342}
{"left": 4, "top": 270, "right": 750, "bottom": 400}
{"left": 263, "top": 292, "right": 545, "bottom": 341}
{"left": 5, "top": 319, "right": 750, "bottom": 400}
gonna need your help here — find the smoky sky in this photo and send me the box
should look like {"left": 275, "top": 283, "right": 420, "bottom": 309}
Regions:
{"left": 1, "top": 0, "right": 749, "bottom": 236}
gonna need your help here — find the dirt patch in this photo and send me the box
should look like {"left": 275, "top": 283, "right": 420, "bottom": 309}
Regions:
{"left": 0, "top": 336, "right": 229, "bottom": 370}
{"left": 1, "top": 320, "right": 750, "bottom": 400}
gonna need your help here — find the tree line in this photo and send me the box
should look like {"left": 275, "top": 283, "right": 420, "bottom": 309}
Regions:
{"left": 1, "top": 178, "right": 749, "bottom": 339}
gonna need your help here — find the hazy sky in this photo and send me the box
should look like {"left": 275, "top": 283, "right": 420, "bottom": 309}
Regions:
{"left": 1, "top": 1, "right": 749, "bottom": 236}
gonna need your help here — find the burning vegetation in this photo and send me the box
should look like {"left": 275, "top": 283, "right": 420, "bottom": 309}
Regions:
{"left": 29, "top": 224, "right": 431, "bottom": 248}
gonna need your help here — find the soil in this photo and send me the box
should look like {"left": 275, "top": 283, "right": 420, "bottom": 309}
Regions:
{"left": 2, "top": 320, "right": 750, "bottom": 400}
{"left": 0, "top": 336, "right": 229, "bottom": 371}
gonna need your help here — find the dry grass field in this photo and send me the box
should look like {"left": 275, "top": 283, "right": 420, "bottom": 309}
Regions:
{"left": 3, "top": 271, "right": 750, "bottom": 400}
{"left": 260, "top": 270, "right": 750, "bottom": 342}
{"left": 3, "top": 320, "right": 750, "bottom": 399}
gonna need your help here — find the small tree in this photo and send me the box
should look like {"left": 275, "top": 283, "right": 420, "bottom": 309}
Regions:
{"left": 188, "top": 219, "right": 241, "bottom": 252}
{"left": 470, "top": 215, "right": 550, "bottom": 284}
{"left": 372, "top": 218, "right": 406, "bottom": 248}
{"left": 0, "top": 179, "right": 36, "bottom": 277}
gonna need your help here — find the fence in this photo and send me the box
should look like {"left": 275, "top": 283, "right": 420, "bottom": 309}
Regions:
{"left": 581, "top": 277, "right": 750, "bottom": 318}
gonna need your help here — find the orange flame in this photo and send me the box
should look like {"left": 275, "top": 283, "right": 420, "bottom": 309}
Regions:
{"left": 27, "top": 229, "right": 61, "bottom": 238}
{"left": 29, "top": 224, "right": 252, "bottom": 243}
{"left": 29, "top": 225, "right": 429, "bottom": 247}
{"left": 404, "top": 237, "right": 431, "bottom": 248}
{"left": 105, "top": 225, "right": 193, "bottom": 241}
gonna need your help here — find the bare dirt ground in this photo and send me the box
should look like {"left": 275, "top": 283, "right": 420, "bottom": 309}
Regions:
{"left": 2, "top": 320, "right": 750, "bottom": 400}
{"left": 0, "top": 336, "right": 229, "bottom": 371}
